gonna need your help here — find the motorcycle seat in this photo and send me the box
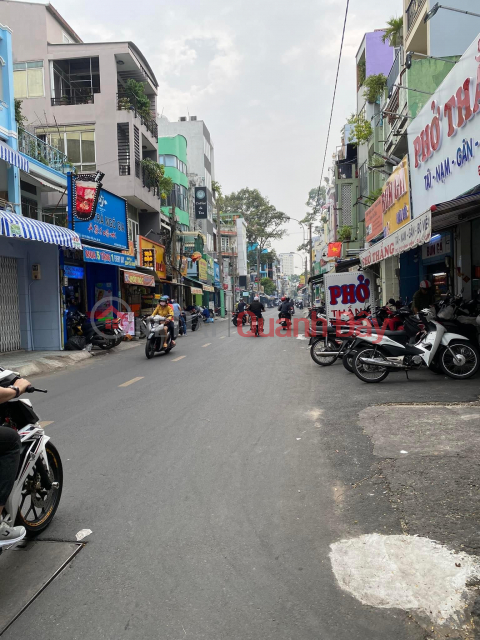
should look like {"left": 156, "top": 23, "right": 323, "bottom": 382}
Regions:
{"left": 375, "top": 329, "right": 411, "bottom": 343}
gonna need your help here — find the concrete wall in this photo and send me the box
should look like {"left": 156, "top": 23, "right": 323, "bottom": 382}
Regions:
{"left": 428, "top": 0, "right": 480, "bottom": 57}
{"left": 0, "top": 236, "right": 61, "bottom": 350}
{"left": 365, "top": 31, "right": 394, "bottom": 78}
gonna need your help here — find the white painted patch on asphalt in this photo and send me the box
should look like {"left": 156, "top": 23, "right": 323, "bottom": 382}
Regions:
{"left": 461, "top": 414, "right": 480, "bottom": 421}
{"left": 76, "top": 529, "right": 92, "bottom": 541}
{"left": 296, "top": 335, "right": 309, "bottom": 340}
{"left": 330, "top": 534, "right": 480, "bottom": 627}
{"left": 39, "top": 421, "right": 54, "bottom": 428}
{"left": 400, "top": 450, "right": 408, "bottom": 454}
{"left": 118, "top": 376, "right": 144, "bottom": 387}
{"left": 201, "top": 343, "right": 211, "bottom": 348}
{"left": 172, "top": 356, "right": 186, "bottom": 362}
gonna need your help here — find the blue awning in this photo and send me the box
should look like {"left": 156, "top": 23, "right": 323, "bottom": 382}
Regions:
{"left": 0, "top": 210, "right": 82, "bottom": 250}
{"left": 0, "top": 140, "right": 29, "bottom": 173}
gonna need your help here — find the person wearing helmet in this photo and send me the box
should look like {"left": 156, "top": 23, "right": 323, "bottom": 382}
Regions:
{"left": 412, "top": 280, "right": 433, "bottom": 314}
{"left": 248, "top": 296, "right": 265, "bottom": 333}
{"left": 152, "top": 295, "right": 175, "bottom": 348}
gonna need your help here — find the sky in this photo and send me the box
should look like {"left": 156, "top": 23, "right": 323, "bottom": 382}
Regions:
{"left": 23, "top": 0, "right": 401, "bottom": 271}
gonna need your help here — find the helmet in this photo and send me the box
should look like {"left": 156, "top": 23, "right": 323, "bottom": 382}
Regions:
{"left": 160, "top": 295, "right": 169, "bottom": 301}
{"left": 281, "top": 296, "right": 286, "bottom": 301}
{"left": 419, "top": 280, "right": 431, "bottom": 289}
{"left": 254, "top": 296, "right": 259, "bottom": 301}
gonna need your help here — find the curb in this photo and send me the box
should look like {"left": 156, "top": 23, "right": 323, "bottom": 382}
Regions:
{"left": 15, "top": 351, "right": 94, "bottom": 377}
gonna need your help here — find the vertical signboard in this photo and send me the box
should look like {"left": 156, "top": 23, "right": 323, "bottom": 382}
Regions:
{"left": 195, "top": 187, "right": 208, "bottom": 219}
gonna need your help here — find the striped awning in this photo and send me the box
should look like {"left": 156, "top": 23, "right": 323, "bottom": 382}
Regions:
{"left": 0, "top": 210, "right": 82, "bottom": 250}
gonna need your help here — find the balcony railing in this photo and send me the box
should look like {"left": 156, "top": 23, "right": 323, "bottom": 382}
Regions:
{"left": 0, "top": 197, "right": 16, "bottom": 212}
{"left": 336, "top": 163, "right": 354, "bottom": 179}
{"left": 117, "top": 92, "right": 158, "bottom": 139}
{"left": 51, "top": 92, "right": 94, "bottom": 106}
{"left": 387, "top": 48, "right": 402, "bottom": 97}
{"left": 135, "top": 159, "right": 161, "bottom": 198}
{"left": 17, "top": 128, "right": 69, "bottom": 174}
{"left": 406, "top": 0, "right": 426, "bottom": 34}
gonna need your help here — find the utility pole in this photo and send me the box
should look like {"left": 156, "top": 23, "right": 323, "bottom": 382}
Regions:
{"left": 304, "top": 256, "right": 308, "bottom": 304}
{"left": 215, "top": 204, "right": 225, "bottom": 317}
{"left": 308, "top": 222, "right": 313, "bottom": 305}
{"left": 171, "top": 195, "right": 177, "bottom": 297}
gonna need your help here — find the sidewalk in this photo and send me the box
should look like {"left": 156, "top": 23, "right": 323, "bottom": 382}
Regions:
{"left": 0, "top": 341, "right": 139, "bottom": 377}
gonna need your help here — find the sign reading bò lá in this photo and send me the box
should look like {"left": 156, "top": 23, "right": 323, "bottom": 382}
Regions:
{"left": 138, "top": 236, "right": 166, "bottom": 280}
{"left": 365, "top": 196, "right": 383, "bottom": 242}
{"left": 382, "top": 157, "right": 411, "bottom": 237}
{"left": 198, "top": 258, "right": 208, "bottom": 281}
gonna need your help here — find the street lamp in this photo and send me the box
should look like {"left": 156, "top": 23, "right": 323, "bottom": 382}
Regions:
{"left": 424, "top": 3, "right": 480, "bottom": 23}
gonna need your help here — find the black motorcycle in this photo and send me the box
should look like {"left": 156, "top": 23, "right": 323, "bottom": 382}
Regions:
{"left": 232, "top": 310, "right": 247, "bottom": 327}
{"left": 65, "top": 310, "right": 121, "bottom": 350}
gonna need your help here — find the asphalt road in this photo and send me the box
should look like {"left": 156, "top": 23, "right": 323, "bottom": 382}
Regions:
{"left": 4, "top": 309, "right": 479, "bottom": 640}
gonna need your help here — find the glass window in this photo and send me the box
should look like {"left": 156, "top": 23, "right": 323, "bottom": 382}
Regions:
{"left": 13, "top": 61, "right": 44, "bottom": 98}
{"left": 36, "top": 125, "right": 95, "bottom": 172}
{"left": 205, "top": 169, "right": 212, "bottom": 194}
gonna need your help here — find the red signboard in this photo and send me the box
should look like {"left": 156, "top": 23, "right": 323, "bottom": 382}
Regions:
{"left": 365, "top": 196, "right": 384, "bottom": 242}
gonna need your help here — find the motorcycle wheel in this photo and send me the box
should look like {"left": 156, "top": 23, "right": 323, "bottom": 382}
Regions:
{"left": 353, "top": 346, "right": 390, "bottom": 383}
{"left": 310, "top": 339, "right": 338, "bottom": 366}
{"left": 440, "top": 341, "right": 480, "bottom": 379}
{"left": 342, "top": 352, "right": 355, "bottom": 373}
{"left": 145, "top": 338, "right": 155, "bottom": 359}
{"left": 16, "top": 442, "right": 63, "bottom": 536}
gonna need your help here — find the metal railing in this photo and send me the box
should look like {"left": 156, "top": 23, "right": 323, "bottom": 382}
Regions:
{"left": 336, "top": 163, "right": 354, "bottom": 180}
{"left": 387, "top": 48, "right": 402, "bottom": 97}
{"left": 17, "top": 128, "right": 69, "bottom": 174}
{"left": 135, "top": 159, "right": 161, "bottom": 198}
{"left": 406, "top": 0, "right": 426, "bottom": 34}
{"left": 51, "top": 93, "right": 94, "bottom": 106}
{"left": 117, "top": 92, "right": 158, "bottom": 139}
{"left": 0, "top": 197, "right": 16, "bottom": 212}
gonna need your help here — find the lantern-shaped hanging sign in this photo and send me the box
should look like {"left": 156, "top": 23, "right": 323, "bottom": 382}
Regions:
{"left": 72, "top": 171, "right": 105, "bottom": 222}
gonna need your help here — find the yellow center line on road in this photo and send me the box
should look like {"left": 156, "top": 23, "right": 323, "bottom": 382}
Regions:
{"left": 118, "top": 376, "right": 144, "bottom": 388}
{"left": 201, "top": 343, "right": 211, "bottom": 347}
{"left": 172, "top": 356, "right": 186, "bottom": 361}
{"left": 39, "top": 421, "right": 54, "bottom": 428}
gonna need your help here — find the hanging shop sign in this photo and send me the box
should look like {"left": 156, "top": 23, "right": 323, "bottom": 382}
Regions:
{"left": 203, "top": 285, "right": 215, "bottom": 292}
{"left": 195, "top": 187, "right": 208, "bottom": 219}
{"left": 365, "top": 196, "right": 384, "bottom": 242}
{"left": 1, "top": 140, "right": 29, "bottom": 173}
{"left": 421, "top": 231, "right": 452, "bottom": 262}
{"left": 142, "top": 248, "right": 155, "bottom": 269}
{"left": 198, "top": 258, "right": 208, "bottom": 281}
{"left": 73, "top": 188, "right": 128, "bottom": 250}
{"left": 138, "top": 236, "right": 167, "bottom": 280}
{"left": 64, "top": 265, "right": 84, "bottom": 280}
{"left": 190, "top": 287, "right": 203, "bottom": 295}
{"left": 123, "top": 270, "right": 155, "bottom": 287}
{"left": 83, "top": 246, "right": 136, "bottom": 268}
{"left": 70, "top": 172, "right": 104, "bottom": 222}
{"left": 180, "top": 256, "right": 188, "bottom": 277}
{"left": 408, "top": 33, "right": 480, "bottom": 215}
{"left": 324, "top": 271, "right": 373, "bottom": 321}
{"left": 382, "top": 157, "right": 411, "bottom": 237}
{"left": 360, "top": 210, "right": 431, "bottom": 268}
{"left": 206, "top": 255, "right": 214, "bottom": 283}
{"left": 214, "top": 262, "right": 220, "bottom": 287}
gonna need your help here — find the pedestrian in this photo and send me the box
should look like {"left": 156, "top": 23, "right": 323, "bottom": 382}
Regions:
{"left": 170, "top": 299, "right": 187, "bottom": 336}
{"left": 412, "top": 280, "right": 434, "bottom": 314}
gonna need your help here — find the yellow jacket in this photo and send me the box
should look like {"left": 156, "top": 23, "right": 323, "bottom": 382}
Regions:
{"left": 152, "top": 304, "right": 173, "bottom": 319}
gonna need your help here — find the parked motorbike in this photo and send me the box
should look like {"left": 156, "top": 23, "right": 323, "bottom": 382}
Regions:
{"left": 145, "top": 316, "right": 179, "bottom": 359}
{"left": 232, "top": 310, "right": 247, "bottom": 327}
{"left": 0, "top": 369, "right": 62, "bottom": 547}
{"left": 352, "top": 310, "right": 480, "bottom": 383}
{"left": 65, "top": 310, "right": 121, "bottom": 350}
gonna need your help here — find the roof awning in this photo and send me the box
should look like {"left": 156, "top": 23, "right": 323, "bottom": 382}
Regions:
{"left": 335, "top": 257, "right": 360, "bottom": 273}
{"left": 36, "top": 177, "right": 67, "bottom": 194}
{"left": 0, "top": 140, "right": 29, "bottom": 173}
{"left": 431, "top": 190, "right": 480, "bottom": 231}
{"left": 0, "top": 209, "right": 82, "bottom": 249}
{"left": 308, "top": 274, "right": 324, "bottom": 285}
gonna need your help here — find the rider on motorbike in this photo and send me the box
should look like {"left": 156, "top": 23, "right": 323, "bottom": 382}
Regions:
{"left": 248, "top": 296, "right": 265, "bottom": 332}
{"left": 0, "top": 378, "right": 31, "bottom": 546}
{"left": 152, "top": 296, "right": 176, "bottom": 349}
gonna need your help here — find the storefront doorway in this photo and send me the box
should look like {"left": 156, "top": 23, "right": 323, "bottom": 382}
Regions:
{"left": 0, "top": 256, "right": 21, "bottom": 352}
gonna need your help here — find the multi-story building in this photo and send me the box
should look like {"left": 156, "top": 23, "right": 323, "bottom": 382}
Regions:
{"left": 2, "top": 0, "right": 161, "bottom": 248}
{"left": 158, "top": 134, "right": 190, "bottom": 230}
{"left": 157, "top": 116, "right": 216, "bottom": 253}
{"left": 279, "top": 252, "right": 295, "bottom": 276}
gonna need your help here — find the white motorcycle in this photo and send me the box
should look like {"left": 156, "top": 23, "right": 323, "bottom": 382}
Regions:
{"left": 352, "top": 310, "right": 480, "bottom": 383}
{"left": 0, "top": 369, "right": 62, "bottom": 549}
{"left": 145, "top": 316, "right": 179, "bottom": 359}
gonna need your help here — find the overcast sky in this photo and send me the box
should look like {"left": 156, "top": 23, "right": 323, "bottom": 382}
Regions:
{"left": 27, "top": 0, "right": 400, "bottom": 269}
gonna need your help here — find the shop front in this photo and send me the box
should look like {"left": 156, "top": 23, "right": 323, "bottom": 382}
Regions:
{"left": 138, "top": 235, "right": 167, "bottom": 297}
{"left": 121, "top": 269, "right": 156, "bottom": 317}
{"left": 407, "top": 33, "right": 480, "bottom": 299}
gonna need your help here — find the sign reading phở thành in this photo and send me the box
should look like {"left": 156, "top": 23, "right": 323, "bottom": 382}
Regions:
{"left": 324, "top": 271, "right": 373, "bottom": 321}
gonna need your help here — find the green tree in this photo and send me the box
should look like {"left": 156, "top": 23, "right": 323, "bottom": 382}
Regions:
{"left": 260, "top": 277, "right": 276, "bottom": 295}
{"left": 223, "top": 188, "right": 287, "bottom": 277}
{"left": 382, "top": 17, "right": 403, "bottom": 47}
{"left": 303, "top": 186, "right": 327, "bottom": 222}
{"left": 124, "top": 79, "right": 151, "bottom": 120}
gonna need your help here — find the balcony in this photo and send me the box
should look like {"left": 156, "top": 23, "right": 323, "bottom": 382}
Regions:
{"left": 406, "top": 0, "right": 426, "bottom": 35}
{"left": 387, "top": 48, "right": 402, "bottom": 97}
{"left": 117, "top": 92, "right": 158, "bottom": 139}
{"left": 17, "top": 128, "right": 69, "bottom": 174}
{"left": 51, "top": 93, "right": 94, "bottom": 106}
{"left": 135, "top": 159, "right": 161, "bottom": 198}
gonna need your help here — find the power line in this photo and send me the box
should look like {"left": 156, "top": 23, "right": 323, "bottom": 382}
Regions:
{"left": 313, "top": 0, "right": 350, "bottom": 215}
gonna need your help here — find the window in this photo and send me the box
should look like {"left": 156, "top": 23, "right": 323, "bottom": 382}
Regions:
{"left": 159, "top": 155, "right": 187, "bottom": 174}
{"left": 205, "top": 169, "right": 212, "bottom": 194}
{"left": 165, "top": 184, "right": 188, "bottom": 212}
{"left": 63, "top": 32, "right": 73, "bottom": 44}
{"left": 204, "top": 138, "right": 211, "bottom": 161}
{"left": 36, "top": 124, "right": 96, "bottom": 172}
{"left": 13, "top": 61, "right": 44, "bottom": 98}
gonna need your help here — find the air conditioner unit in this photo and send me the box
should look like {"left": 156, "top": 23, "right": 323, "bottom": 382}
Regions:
{"left": 190, "top": 116, "right": 197, "bottom": 121}
{"left": 179, "top": 117, "right": 187, "bottom": 122}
